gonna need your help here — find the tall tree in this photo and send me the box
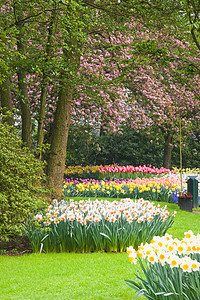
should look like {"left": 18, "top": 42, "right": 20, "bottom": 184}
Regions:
{"left": 0, "top": 6, "right": 15, "bottom": 125}
{"left": 14, "top": 1, "right": 34, "bottom": 149}
{"left": 1, "top": 0, "right": 199, "bottom": 194}
{"left": 71, "top": 21, "right": 200, "bottom": 168}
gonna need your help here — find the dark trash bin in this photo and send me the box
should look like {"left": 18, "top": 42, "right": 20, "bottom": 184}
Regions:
{"left": 178, "top": 192, "right": 193, "bottom": 212}
{"left": 186, "top": 176, "right": 199, "bottom": 208}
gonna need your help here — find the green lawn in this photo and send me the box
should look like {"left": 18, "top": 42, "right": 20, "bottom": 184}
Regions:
{"left": 0, "top": 200, "right": 200, "bottom": 300}
{"left": 161, "top": 202, "right": 200, "bottom": 239}
{"left": 0, "top": 253, "right": 142, "bottom": 300}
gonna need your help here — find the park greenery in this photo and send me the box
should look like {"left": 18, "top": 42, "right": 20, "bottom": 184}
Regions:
{"left": 0, "top": 1, "right": 200, "bottom": 298}
{"left": 0, "top": 0, "right": 200, "bottom": 195}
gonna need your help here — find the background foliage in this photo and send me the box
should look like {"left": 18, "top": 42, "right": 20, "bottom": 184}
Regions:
{"left": 66, "top": 128, "right": 200, "bottom": 169}
{"left": 0, "top": 120, "right": 48, "bottom": 241}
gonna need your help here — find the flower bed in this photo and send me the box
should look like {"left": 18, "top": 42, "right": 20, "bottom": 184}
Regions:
{"left": 126, "top": 231, "right": 200, "bottom": 299}
{"left": 63, "top": 177, "right": 180, "bottom": 202}
{"left": 98, "top": 165, "right": 174, "bottom": 180}
{"left": 64, "top": 165, "right": 101, "bottom": 179}
{"left": 25, "top": 198, "right": 175, "bottom": 253}
{"left": 64, "top": 164, "right": 174, "bottom": 180}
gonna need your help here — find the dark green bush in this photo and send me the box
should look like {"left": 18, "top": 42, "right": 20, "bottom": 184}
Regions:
{"left": 172, "top": 132, "right": 200, "bottom": 169}
{"left": 0, "top": 121, "right": 48, "bottom": 241}
{"left": 66, "top": 127, "right": 200, "bottom": 169}
{"left": 66, "top": 128, "right": 164, "bottom": 167}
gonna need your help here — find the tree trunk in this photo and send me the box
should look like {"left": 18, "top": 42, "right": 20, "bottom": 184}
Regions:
{"left": 163, "top": 133, "right": 173, "bottom": 169}
{"left": 191, "top": 26, "right": 200, "bottom": 50}
{"left": 0, "top": 77, "right": 14, "bottom": 125}
{"left": 37, "top": 78, "right": 48, "bottom": 159}
{"left": 16, "top": 35, "right": 32, "bottom": 149}
{"left": 47, "top": 86, "right": 72, "bottom": 196}
{"left": 17, "top": 68, "right": 33, "bottom": 149}
{"left": 14, "top": 3, "right": 32, "bottom": 149}
{"left": 46, "top": 25, "right": 80, "bottom": 197}
{"left": 37, "top": 7, "right": 56, "bottom": 159}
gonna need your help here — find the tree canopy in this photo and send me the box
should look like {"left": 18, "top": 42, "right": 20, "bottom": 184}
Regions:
{"left": 0, "top": 0, "right": 199, "bottom": 194}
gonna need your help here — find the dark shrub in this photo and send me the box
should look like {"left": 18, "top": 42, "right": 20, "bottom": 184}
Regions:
{"left": 0, "top": 121, "right": 48, "bottom": 241}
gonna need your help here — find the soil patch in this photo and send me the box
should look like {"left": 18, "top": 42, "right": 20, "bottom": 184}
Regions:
{"left": 0, "top": 236, "right": 32, "bottom": 256}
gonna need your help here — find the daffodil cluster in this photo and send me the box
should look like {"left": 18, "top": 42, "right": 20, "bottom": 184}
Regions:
{"left": 126, "top": 231, "right": 200, "bottom": 299}
{"left": 62, "top": 177, "right": 180, "bottom": 202}
{"left": 127, "top": 230, "right": 200, "bottom": 272}
{"left": 27, "top": 198, "right": 175, "bottom": 253}
{"left": 36, "top": 198, "right": 174, "bottom": 225}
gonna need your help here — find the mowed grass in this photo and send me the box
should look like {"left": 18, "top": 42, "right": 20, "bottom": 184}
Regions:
{"left": 0, "top": 252, "right": 142, "bottom": 300}
{"left": 159, "top": 202, "right": 200, "bottom": 239}
{"left": 1, "top": 198, "right": 200, "bottom": 300}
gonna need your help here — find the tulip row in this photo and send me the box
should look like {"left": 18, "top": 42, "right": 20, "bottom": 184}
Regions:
{"left": 64, "top": 165, "right": 100, "bottom": 179}
{"left": 64, "top": 164, "right": 175, "bottom": 180}
{"left": 62, "top": 177, "right": 180, "bottom": 202}
{"left": 98, "top": 165, "right": 173, "bottom": 179}
{"left": 25, "top": 198, "right": 175, "bottom": 253}
{"left": 99, "top": 165, "right": 172, "bottom": 174}
{"left": 126, "top": 231, "right": 200, "bottom": 299}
